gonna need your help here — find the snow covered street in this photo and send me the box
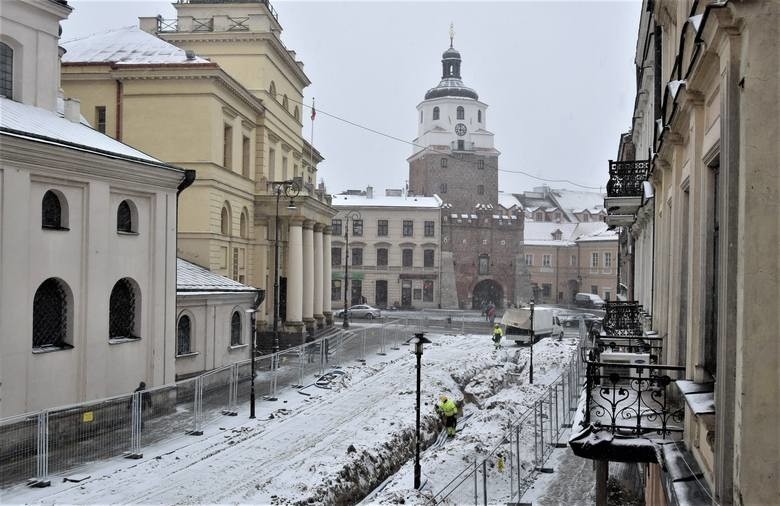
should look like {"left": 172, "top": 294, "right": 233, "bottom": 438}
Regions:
{"left": 3, "top": 330, "right": 581, "bottom": 505}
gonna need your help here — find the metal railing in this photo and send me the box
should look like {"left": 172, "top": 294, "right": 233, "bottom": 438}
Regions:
{"left": 606, "top": 160, "right": 650, "bottom": 198}
{"left": 176, "top": 0, "right": 279, "bottom": 21}
{"left": 430, "top": 319, "right": 590, "bottom": 504}
{"left": 602, "top": 300, "right": 644, "bottom": 337}
{"left": 0, "top": 319, "right": 415, "bottom": 488}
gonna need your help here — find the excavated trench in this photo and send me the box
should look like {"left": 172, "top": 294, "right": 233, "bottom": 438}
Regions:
{"left": 296, "top": 348, "right": 531, "bottom": 505}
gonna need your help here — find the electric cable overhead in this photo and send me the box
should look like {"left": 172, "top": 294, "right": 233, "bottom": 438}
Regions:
{"left": 286, "top": 96, "right": 603, "bottom": 191}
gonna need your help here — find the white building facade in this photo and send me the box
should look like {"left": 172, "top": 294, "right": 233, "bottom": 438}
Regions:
{"left": 331, "top": 189, "right": 442, "bottom": 310}
{"left": 0, "top": 0, "right": 191, "bottom": 418}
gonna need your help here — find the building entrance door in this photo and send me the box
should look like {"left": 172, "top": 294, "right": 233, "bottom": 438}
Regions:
{"left": 375, "top": 280, "right": 388, "bottom": 308}
{"left": 471, "top": 279, "right": 504, "bottom": 309}
{"left": 401, "top": 280, "right": 412, "bottom": 307}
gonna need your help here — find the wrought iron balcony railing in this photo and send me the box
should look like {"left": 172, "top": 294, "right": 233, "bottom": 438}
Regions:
{"left": 582, "top": 357, "right": 685, "bottom": 439}
{"left": 177, "top": 0, "right": 279, "bottom": 21}
{"left": 606, "top": 160, "right": 650, "bottom": 198}
{"left": 594, "top": 335, "right": 663, "bottom": 364}
{"left": 603, "top": 301, "right": 644, "bottom": 337}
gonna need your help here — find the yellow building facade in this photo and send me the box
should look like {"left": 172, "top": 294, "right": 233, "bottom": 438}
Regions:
{"left": 61, "top": 1, "right": 335, "bottom": 347}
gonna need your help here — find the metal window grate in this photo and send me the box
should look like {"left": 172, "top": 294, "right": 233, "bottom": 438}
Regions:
{"left": 1, "top": 41, "right": 13, "bottom": 98}
{"left": 33, "top": 278, "right": 68, "bottom": 348}
{"left": 230, "top": 312, "right": 241, "bottom": 345}
{"left": 109, "top": 278, "right": 137, "bottom": 339}
{"left": 117, "top": 201, "right": 132, "bottom": 232}
{"left": 42, "top": 191, "right": 62, "bottom": 229}
{"left": 177, "top": 315, "right": 191, "bottom": 354}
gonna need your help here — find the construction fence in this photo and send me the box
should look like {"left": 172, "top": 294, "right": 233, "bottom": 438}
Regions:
{"left": 430, "top": 318, "right": 589, "bottom": 504}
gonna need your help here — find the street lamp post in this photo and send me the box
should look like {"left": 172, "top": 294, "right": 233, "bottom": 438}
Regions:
{"left": 271, "top": 180, "right": 300, "bottom": 356}
{"left": 409, "top": 332, "right": 432, "bottom": 489}
{"left": 245, "top": 308, "right": 257, "bottom": 419}
{"left": 342, "top": 210, "right": 361, "bottom": 329}
{"left": 529, "top": 299, "right": 535, "bottom": 385}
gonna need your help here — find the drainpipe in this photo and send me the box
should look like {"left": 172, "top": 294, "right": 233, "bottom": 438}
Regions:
{"left": 115, "top": 79, "right": 123, "bottom": 141}
{"left": 650, "top": 197, "right": 656, "bottom": 320}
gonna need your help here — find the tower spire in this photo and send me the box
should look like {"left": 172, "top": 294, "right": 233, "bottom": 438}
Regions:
{"left": 449, "top": 22, "right": 455, "bottom": 48}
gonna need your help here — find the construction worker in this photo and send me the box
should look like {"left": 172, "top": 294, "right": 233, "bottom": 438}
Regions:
{"left": 492, "top": 324, "right": 504, "bottom": 350}
{"left": 436, "top": 394, "right": 458, "bottom": 437}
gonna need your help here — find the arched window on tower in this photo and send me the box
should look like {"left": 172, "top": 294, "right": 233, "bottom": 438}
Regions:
{"left": 433, "top": 107, "right": 439, "bottom": 120}
{"left": 456, "top": 106, "right": 464, "bottom": 120}
{"left": 478, "top": 110, "right": 482, "bottom": 123}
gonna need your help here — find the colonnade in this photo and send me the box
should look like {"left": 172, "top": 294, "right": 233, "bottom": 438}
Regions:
{"left": 284, "top": 219, "right": 332, "bottom": 330}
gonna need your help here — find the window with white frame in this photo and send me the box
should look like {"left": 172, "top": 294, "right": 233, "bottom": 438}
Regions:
{"left": 604, "top": 252, "right": 612, "bottom": 268}
{"left": 543, "top": 254, "right": 551, "bottom": 267}
{"left": 591, "top": 252, "right": 599, "bottom": 268}
{"left": 525, "top": 254, "right": 533, "bottom": 266}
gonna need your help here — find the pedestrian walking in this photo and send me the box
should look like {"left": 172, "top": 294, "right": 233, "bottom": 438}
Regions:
{"left": 492, "top": 324, "right": 504, "bottom": 350}
{"left": 131, "top": 381, "right": 152, "bottom": 428}
{"left": 487, "top": 305, "right": 496, "bottom": 325}
{"left": 436, "top": 394, "right": 458, "bottom": 437}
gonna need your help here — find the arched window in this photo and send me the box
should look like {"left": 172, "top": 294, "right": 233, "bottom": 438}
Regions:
{"left": 433, "top": 107, "right": 440, "bottom": 120}
{"left": 42, "top": 190, "right": 67, "bottom": 229}
{"left": 294, "top": 106, "right": 299, "bottom": 121}
{"left": 283, "top": 95, "right": 289, "bottom": 111}
{"left": 230, "top": 311, "right": 242, "bottom": 345}
{"left": 177, "top": 314, "right": 191, "bottom": 355}
{"left": 33, "top": 278, "right": 71, "bottom": 349}
{"left": 109, "top": 278, "right": 139, "bottom": 339}
{"left": 117, "top": 199, "right": 138, "bottom": 233}
{"left": 478, "top": 110, "right": 482, "bottom": 123}
{"left": 456, "top": 106, "right": 465, "bottom": 120}
{"left": 221, "top": 205, "right": 231, "bottom": 236}
{"left": 240, "top": 209, "right": 248, "bottom": 239}
{"left": 419, "top": 110, "right": 423, "bottom": 123}
{"left": 269, "top": 80, "right": 276, "bottom": 99}
{"left": 0, "top": 42, "right": 13, "bottom": 99}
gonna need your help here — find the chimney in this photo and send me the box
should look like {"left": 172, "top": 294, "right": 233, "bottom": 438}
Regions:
{"left": 63, "top": 98, "right": 81, "bottom": 123}
{"left": 366, "top": 186, "right": 373, "bottom": 199}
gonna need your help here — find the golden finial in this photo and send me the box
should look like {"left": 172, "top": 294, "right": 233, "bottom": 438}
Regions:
{"left": 449, "top": 22, "right": 455, "bottom": 47}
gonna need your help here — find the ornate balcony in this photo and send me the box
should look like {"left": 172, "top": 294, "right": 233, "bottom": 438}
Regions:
{"left": 602, "top": 301, "right": 644, "bottom": 337}
{"left": 604, "top": 159, "right": 650, "bottom": 222}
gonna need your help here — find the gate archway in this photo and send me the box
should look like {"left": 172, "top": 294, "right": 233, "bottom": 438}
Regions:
{"left": 471, "top": 279, "right": 504, "bottom": 310}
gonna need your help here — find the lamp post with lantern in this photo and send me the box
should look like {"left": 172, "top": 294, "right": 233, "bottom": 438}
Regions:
{"left": 341, "top": 210, "right": 361, "bottom": 328}
{"left": 529, "top": 299, "right": 535, "bottom": 384}
{"left": 270, "top": 180, "right": 300, "bottom": 355}
{"left": 408, "top": 332, "right": 432, "bottom": 489}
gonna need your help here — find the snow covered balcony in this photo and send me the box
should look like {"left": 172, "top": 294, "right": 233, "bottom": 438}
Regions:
{"left": 604, "top": 159, "right": 650, "bottom": 225}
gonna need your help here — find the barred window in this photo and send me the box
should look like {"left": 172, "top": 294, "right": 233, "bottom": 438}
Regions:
{"left": 402, "top": 220, "right": 413, "bottom": 237}
{"left": 377, "top": 220, "right": 388, "bottom": 236}
{"left": 33, "top": 278, "right": 71, "bottom": 349}
{"left": 0, "top": 42, "right": 12, "bottom": 99}
{"left": 117, "top": 200, "right": 134, "bottom": 233}
{"left": 42, "top": 190, "right": 66, "bottom": 229}
{"left": 177, "top": 315, "right": 191, "bottom": 355}
{"left": 109, "top": 278, "right": 139, "bottom": 339}
{"left": 331, "top": 219, "right": 342, "bottom": 236}
{"left": 424, "top": 221, "right": 435, "bottom": 237}
{"left": 230, "top": 311, "right": 242, "bottom": 345}
{"left": 332, "top": 247, "right": 342, "bottom": 266}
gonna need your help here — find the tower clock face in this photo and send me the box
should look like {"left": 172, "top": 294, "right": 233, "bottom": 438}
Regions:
{"left": 455, "top": 123, "right": 467, "bottom": 136}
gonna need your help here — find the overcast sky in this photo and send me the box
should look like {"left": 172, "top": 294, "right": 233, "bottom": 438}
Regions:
{"left": 61, "top": 1, "right": 640, "bottom": 196}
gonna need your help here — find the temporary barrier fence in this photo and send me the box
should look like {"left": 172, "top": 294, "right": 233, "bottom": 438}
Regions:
{"left": 430, "top": 317, "right": 588, "bottom": 504}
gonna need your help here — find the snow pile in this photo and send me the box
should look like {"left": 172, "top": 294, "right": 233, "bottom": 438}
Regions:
{"left": 3, "top": 332, "right": 579, "bottom": 505}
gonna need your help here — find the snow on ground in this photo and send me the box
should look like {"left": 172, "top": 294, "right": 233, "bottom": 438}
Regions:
{"left": 3, "top": 330, "right": 579, "bottom": 505}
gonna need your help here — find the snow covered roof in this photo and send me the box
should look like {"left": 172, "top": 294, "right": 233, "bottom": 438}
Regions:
{"left": 62, "top": 26, "right": 211, "bottom": 65}
{"left": 573, "top": 222, "right": 617, "bottom": 242}
{"left": 1, "top": 97, "right": 163, "bottom": 164}
{"left": 552, "top": 189, "right": 605, "bottom": 214}
{"left": 177, "top": 258, "right": 258, "bottom": 293}
{"left": 523, "top": 221, "right": 616, "bottom": 245}
{"left": 331, "top": 194, "right": 441, "bottom": 209}
{"left": 498, "top": 192, "right": 521, "bottom": 210}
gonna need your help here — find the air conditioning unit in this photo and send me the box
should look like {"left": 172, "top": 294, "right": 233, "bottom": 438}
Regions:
{"left": 599, "top": 351, "right": 650, "bottom": 383}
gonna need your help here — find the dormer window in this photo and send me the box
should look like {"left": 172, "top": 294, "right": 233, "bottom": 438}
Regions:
{"left": 552, "top": 229, "right": 562, "bottom": 241}
{"left": 456, "top": 106, "right": 464, "bottom": 120}
{"left": 433, "top": 107, "right": 440, "bottom": 120}
{"left": 0, "top": 42, "right": 13, "bottom": 99}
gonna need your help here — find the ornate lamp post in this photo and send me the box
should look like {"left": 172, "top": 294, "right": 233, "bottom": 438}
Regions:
{"left": 271, "top": 180, "right": 300, "bottom": 355}
{"left": 341, "top": 210, "right": 361, "bottom": 329}
{"left": 408, "top": 332, "right": 432, "bottom": 489}
{"left": 529, "top": 299, "right": 535, "bottom": 384}
{"left": 245, "top": 308, "right": 257, "bottom": 418}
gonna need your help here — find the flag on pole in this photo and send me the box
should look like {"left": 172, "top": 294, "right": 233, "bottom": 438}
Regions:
{"left": 310, "top": 98, "right": 316, "bottom": 121}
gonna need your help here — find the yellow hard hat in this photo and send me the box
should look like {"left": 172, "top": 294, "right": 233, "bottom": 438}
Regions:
{"left": 439, "top": 394, "right": 448, "bottom": 402}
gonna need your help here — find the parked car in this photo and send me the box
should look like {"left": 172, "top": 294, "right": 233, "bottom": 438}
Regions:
{"left": 574, "top": 292, "right": 605, "bottom": 309}
{"left": 335, "top": 304, "right": 382, "bottom": 319}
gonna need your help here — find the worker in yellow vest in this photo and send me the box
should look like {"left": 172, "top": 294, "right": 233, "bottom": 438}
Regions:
{"left": 436, "top": 394, "right": 458, "bottom": 437}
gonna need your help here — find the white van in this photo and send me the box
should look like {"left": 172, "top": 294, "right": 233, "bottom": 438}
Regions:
{"left": 501, "top": 307, "right": 564, "bottom": 344}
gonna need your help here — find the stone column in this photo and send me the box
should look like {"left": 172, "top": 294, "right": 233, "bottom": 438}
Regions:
{"left": 302, "top": 220, "right": 315, "bottom": 332}
{"left": 323, "top": 226, "right": 333, "bottom": 324}
{"left": 286, "top": 217, "right": 304, "bottom": 330}
{"left": 313, "top": 224, "right": 324, "bottom": 328}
